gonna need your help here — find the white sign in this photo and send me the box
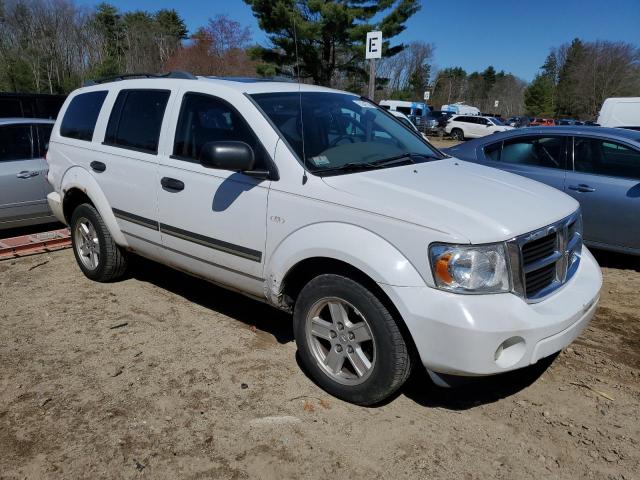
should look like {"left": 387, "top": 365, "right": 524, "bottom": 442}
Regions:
{"left": 494, "top": 100, "right": 499, "bottom": 108}
{"left": 366, "top": 31, "right": 382, "bottom": 59}
{"left": 424, "top": 91, "right": 430, "bottom": 101}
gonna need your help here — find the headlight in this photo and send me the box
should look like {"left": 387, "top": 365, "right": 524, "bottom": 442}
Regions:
{"left": 429, "top": 243, "right": 510, "bottom": 294}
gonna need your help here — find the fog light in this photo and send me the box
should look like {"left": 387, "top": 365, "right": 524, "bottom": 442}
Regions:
{"left": 494, "top": 336, "right": 526, "bottom": 368}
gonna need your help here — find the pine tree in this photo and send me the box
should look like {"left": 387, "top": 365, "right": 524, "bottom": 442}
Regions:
{"left": 556, "top": 38, "right": 587, "bottom": 117}
{"left": 524, "top": 74, "right": 554, "bottom": 116}
{"left": 244, "top": 0, "right": 420, "bottom": 86}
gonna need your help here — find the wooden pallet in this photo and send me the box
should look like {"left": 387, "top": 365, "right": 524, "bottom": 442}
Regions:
{"left": 0, "top": 228, "right": 71, "bottom": 260}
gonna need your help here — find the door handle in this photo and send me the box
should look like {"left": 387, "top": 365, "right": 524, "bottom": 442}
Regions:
{"left": 161, "top": 177, "right": 185, "bottom": 192}
{"left": 16, "top": 170, "right": 39, "bottom": 178}
{"left": 568, "top": 184, "right": 595, "bottom": 193}
{"left": 90, "top": 161, "right": 106, "bottom": 173}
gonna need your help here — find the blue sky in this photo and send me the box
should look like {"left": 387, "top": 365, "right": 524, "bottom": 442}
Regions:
{"left": 81, "top": 0, "right": 640, "bottom": 81}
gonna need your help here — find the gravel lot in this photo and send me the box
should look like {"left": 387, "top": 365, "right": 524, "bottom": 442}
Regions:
{"left": 1, "top": 244, "right": 638, "bottom": 479}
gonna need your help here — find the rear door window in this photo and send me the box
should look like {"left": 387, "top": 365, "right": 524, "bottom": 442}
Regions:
{"left": 105, "top": 89, "right": 170, "bottom": 154}
{"left": 498, "top": 136, "right": 566, "bottom": 169}
{"left": 484, "top": 141, "right": 502, "bottom": 161}
{"left": 574, "top": 137, "right": 640, "bottom": 179}
{"left": 0, "top": 125, "right": 34, "bottom": 161}
{"left": 60, "top": 91, "right": 108, "bottom": 141}
{"left": 36, "top": 124, "right": 53, "bottom": 156}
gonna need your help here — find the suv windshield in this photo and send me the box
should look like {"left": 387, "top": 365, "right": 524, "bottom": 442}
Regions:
{"left": 251, "top": 92, "right": 442, "bottom": 175}
{"left": 489, "top": 117, "right": 504, "bottom": 125}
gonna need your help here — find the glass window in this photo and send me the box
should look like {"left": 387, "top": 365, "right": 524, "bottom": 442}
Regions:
{"left": 0, "top": 125, "right": 33, "bottom": 161}
{"left": 105, "top": 89, "right": 170, "bottom": 154}
{"left": 251, "top": 92, "right": 442, "bottom": 175}
{"left": 484, "top": 142, "right": 502, "bottom": 161}
{"left": 477, "top": 117, "right": 489, "bottom": 125}
{"left": 499, "top": 136, "right": 565, "bottom": 169}
{"left": 396, "top": 106, "right": 411, "bottom": 115}
{"left": 454, "top": 116, "right": 466, "bottom": 123}
{"left": 60, "top": 91, "right": 108, "bottom": 141}
{"left": 173, "top": 92, "right": 268, "bottom": 168}
{"left": 574, "top": 137, "right": 640, "bottom": 179}
{"left": 37, "top": 124, "right": 53, "bottom": 155}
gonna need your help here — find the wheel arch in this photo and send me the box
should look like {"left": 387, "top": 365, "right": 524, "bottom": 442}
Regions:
{"left": 60, "top": 166, "right": 127, "bottom": 246}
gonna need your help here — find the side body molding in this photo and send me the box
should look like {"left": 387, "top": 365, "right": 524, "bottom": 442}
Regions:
{"left": 60, "top": 166, "right": 128, "bottom": 246}
{"left": 266, "top": 222, "right": 426, "bottom": 301}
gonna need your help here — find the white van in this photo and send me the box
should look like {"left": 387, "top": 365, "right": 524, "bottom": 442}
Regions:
{"left": 441, "top": 102, "right": 481, "bottom": 116}
{"left": 46, "top": 74, "right": 601, "bottom": 405}
{"left": 597, "top": 97, "right": 640, "bottom": 130}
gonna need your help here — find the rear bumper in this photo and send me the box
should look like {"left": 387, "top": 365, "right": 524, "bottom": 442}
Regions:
{"left": 47, "top": 192, "right": 66, "bottom": 225}
{"left": 380, "top": 247, "right": 602, "bottom": 376}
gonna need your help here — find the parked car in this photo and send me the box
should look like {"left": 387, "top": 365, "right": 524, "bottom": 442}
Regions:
{"left": 423, "top": 110, "right": 455, "bottom": 135}
{"left": 389, "top": 110, "right": 429, "bottom": 141}
{"left": 445, "top": 115, "right": 514, "bottom": 140}
{"left": 529, "top": 118, "right": 555, "bottom": 127}
{"left": 505, "top": 116, "right": 530, "bottom": 128}
{"left": 46, "top": 74, "right": 601, "bottom": 405}
{"left": 597, "top": 97, "right": 640, "bottom": 131}
{"left": 442, "top": 126, "right": 640, "bottom": 255}
{"left": 0, "top": 118, "right": 56, "bottom": 230}
{"left": 379, "top": 99, "right": 427, "bottom": 129}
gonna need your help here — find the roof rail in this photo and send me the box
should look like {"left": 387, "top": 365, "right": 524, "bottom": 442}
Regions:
{"left": 83, "top": 71, "right": 197, "bottom": 87}
{"left": 206, "top": 76, "right": 296, "bottom": 84}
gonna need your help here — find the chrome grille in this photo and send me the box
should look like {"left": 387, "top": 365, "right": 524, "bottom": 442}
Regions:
{"left": 508, "top": 211, "right": 582, "bottom": 302}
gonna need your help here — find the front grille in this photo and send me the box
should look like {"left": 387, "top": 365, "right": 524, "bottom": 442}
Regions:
{"left": 521, "top": 232, "right": 556, "bottom": 264}
{"left": 511, "top": 211, "right": 582, "bottom": 302}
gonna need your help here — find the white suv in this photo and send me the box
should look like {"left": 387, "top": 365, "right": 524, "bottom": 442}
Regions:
{"left": 446, "top": 115, "right": 514, "bottom": 140}
{"left": 46, "top": 73, "right": 601, "bottom": 405}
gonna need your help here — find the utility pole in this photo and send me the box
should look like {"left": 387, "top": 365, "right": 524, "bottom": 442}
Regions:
{"left": 365, "top": 31, "right": 382, "bottom": 100}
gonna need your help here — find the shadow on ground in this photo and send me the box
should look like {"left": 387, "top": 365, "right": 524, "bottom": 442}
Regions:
{"left": 591, "top": 248, "right": 640, "bottom": 272}
{"left": 129, "top": 255, "right": 555, "bottom": 409}
{"left": 128, "top": 256, "right": 293, "bottom": 344}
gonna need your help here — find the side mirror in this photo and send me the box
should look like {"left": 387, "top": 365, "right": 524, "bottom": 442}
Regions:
{"left": 486, "top": 123, "right": 492, "bottom": 127}
{"left": 199, "top": 141, "right": 255, "bottom": 172}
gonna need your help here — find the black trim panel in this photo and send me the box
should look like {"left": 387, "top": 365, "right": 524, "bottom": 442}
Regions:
{"left": 159, "top": 223, "right": 262, "bottom": 262}
{"left": 122, "top": 230, "right": 264, "bottom": 281}
{"left": 112, "top": 208, "right": 159, "bottom": 231}
{"left": 112, "top": 207, "right": 262, "bottom": 262}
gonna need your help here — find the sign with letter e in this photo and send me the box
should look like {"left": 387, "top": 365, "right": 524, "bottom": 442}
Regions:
{"left": 366, "top": 31, "right": 382, "bottom": 59}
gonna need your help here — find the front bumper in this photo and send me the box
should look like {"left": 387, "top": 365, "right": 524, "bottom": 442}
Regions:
{"left": 380, "top": 247, "right": 602, "bottom": 376}
{"left": 47, "top": 192, "right": 66, "bottom": 225}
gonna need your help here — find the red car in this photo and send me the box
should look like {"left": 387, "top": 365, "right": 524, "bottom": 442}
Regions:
{"left": 529, "top": 118, "right": 555, "bottom": 126}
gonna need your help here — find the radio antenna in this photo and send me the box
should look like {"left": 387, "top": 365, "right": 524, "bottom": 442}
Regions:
{"left": 292, "top": 13, "right": 308, "bottom": 184}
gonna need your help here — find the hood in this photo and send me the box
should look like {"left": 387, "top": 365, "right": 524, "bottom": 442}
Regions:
{"left": 321, "top": 158, "right": 578, "bottom": 244}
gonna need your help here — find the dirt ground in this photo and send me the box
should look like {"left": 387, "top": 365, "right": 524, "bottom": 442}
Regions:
{"left": 1, "top": 237, "right": 639, "bottom": 479}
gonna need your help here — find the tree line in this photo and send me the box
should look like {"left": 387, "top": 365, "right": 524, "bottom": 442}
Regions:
{"left": 2, "top": 0, "right": 639, "bottom": 120}
{"left": 525, "top": 38, "right": 640, "bottom": 120}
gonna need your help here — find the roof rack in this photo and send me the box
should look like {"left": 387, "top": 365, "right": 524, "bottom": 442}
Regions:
{"left": 206, "top": 76, "right": 296, "bottom": 83}
{"left": 83, "top": 71, "right": 197, "bottom": 87}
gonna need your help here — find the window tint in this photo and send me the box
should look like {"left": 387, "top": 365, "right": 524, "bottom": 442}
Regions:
{"left": 37, "top": 124, "right": 53, "bottom": 155}
{"left": 454, "top": 116, "right": 466, "bottom": 123}
{"left": 396, "top": 106, "right": 411, "bottom": 115}
{"left": 0, "top": 125, "right": 33, "bottom": 161}
{"left": 173, "top": 92, "right": 267, "bottom": 168}
{"left": 484, "top": 142, "right": 502, "bottom": 161}
{"left": 477, "top": 117, "right": 489, "bottom": 125}
{"left": 60, "top": 91, "right": 108, "bottom": 141}
{"left": 574, "top": 137, "right": 640, "bottom": 179}
{"left": 499, "top": 136, "right": 565, "bottom": 169}
{"left": 105, "top": 89, "right": 170, "bottom": 154}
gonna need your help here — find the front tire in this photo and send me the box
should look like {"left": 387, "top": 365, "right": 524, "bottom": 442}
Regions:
{"left": 70, "top": 203, "right": 128, "bottom": 282}
{"left": 293, "top": 274, "right": 411, "bottom": 405}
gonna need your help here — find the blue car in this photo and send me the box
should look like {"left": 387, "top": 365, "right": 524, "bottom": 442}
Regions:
{"left": 443, "top": 126, "right": 640, "bottom": 255}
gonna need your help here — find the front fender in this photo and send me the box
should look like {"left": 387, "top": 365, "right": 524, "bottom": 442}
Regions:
{"left": 60, "top": 166, "right": 128, "bottom": 246}
{"left": 267, "top": 222, "right": 426, "bottom": 297}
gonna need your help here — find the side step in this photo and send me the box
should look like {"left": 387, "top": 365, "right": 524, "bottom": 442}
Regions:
{"left": 0, "top": 228, "right": 71, "bottom": 260}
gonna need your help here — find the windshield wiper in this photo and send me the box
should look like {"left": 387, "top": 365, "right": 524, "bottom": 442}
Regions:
{"left": 315, "top": 152, "right": 434, "bottom": 176}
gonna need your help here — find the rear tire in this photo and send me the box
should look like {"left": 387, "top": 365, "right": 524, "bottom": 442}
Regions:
{"left": 451, "top": 128, "right": 464, "bottom": 141}
{"left": 293, "top": 274, "right": 411, "bottom": 406}
{"left": 70, "top": 203, "right": 128, "bottom": 282}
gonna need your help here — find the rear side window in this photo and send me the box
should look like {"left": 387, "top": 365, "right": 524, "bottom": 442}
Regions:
{"left": 484, "top": 142, "right": 502, "bottom": 161}
{"left": 173, "top": 92, "right": 268, "bottom": 168}
{"left": 574, "top": 137, "right": 640, "bottom": 179}
{"left": 0, "top": 125, "right": 33, "bottom": 161}
{"left": 105, "top": 89, "right": 170, "bottom": 154}
{"left": 499, "top": 136, "right": 565, "bottom": 169}
{"left": 60, "top": 91, "right": 108, "bottom": 141}
{"left": 37, "top": 124, "right": 53, "bottom": 155}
